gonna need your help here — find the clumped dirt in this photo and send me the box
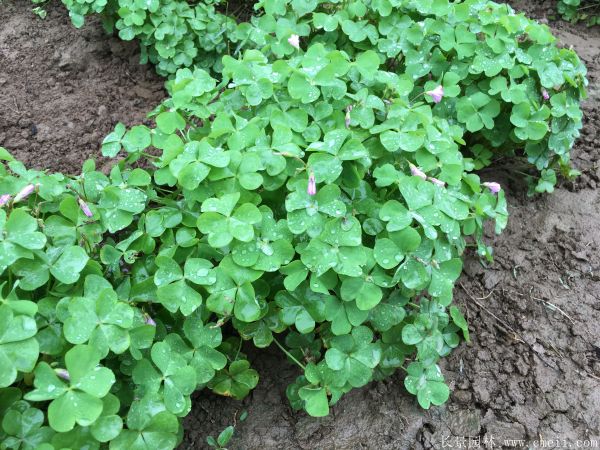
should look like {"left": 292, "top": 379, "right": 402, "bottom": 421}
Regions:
{"left": 0, "top": 0, "right": 165, "bottom": 175}
{"left": 1, "top": 0, "right": 599, "bottom": 449}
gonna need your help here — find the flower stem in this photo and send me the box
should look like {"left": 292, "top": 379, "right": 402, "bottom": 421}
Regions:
{"left": 272, "top": 336, "right": 306, "bottom": 370}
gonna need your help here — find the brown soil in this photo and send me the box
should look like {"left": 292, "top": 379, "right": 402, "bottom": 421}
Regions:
{"left": 1, "top": 0, "right": 599, "bottom": 449}
{"left": 0, "top": 0, "right": 165, "bottom": 175}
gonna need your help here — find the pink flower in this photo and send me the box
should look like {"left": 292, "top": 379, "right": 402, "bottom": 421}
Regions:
{"left": 145, "top": 315, "right": 157, "bottom": 327}
{"left": 55, "top": 368, "right": 70, "bottom": 382}
{"left": 425, "top": 85, "right": 444, "bottom": 103}
{"left": 78, "top": 198, "right": 93, "bottom": 217}
{"left": 13, "top": 184, "right": 37, "bottom": 203}
{"left": 428, "top": 177, "right": 446, "bottom": 187}
{"left": 288, "top": 34, "right": 300, "bottom": 50}
{"left": 345, "top": 105, "right": 353, "bottom": 129}
{"left": 409, "top": 163, "right": 427, "bottom": 180}
{"left": 482, "top": 181, "right": 501, "bottom": 194}
{"left": 0, "top": 194, "right": 10, "bottom": 207}
{"left": 542, "top": 89, "right": 550, "bottom": 101}
{"left": 307, "top": 172, "right": 317, "bottom": 196}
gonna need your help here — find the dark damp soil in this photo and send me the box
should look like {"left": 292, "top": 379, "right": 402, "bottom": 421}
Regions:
{"left": 0, "top": 0, "right": 165, "bottom": 175}
{"left": 1, "top": 0, "right": 599, "bottom": 448}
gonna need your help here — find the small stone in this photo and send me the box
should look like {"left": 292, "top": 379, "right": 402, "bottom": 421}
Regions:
{"left": 453, "top": 390, "right": 472, "bottom": 404}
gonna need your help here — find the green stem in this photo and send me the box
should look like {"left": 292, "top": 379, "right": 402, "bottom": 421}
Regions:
{"left": 515, "top": 170, "right": 535, "bottom": 179}
{"left": 272, "top": 336, "right": 306, "bottom": 370}
{"left": 233, "top": 337, "right": 242, "bottom": 362}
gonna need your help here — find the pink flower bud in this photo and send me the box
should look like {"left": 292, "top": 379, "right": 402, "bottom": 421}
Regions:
{"left": 307, "top": 172, "right": 317, "bottom": 196}
{"left": 541, "top": 89, "right": 550, "bottom": 101}
{"left": 482, "top": 181, "right": 501, "bottom": 194}
{"left": 409, "top": 163, "right": 427, "bottom": 180}
{"left": 425, "top": 85, "right": 444, "bottom": 103}
{"left": 145, "top": 315, "right": 157, "bottom": 327}
{"left": 78, "top": 198, "right": 93, "bottom": 218}
{"left": 13, "top": 184, "right": 37, "bottom": 203}
{"left": 288, "top": 34, "right": 300, "bottom": 50}
{"left": 0, "top": 194, "right": 10, "bottom": 207}
{"left": 345, "top": 105, "right": 353, "bottom": 128}
{"left": 55, "top": 368, "right": 70, "bottom": 382}
{"left": 428, "top": 177, "right": 446, "bottom": 187}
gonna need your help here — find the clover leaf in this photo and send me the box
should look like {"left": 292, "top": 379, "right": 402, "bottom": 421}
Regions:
{"left": 300, "top": 217, "right": 366, "bottom": 277}
{"left": 197, "top": 193, "right": 262, "bottom": 248}
{"left": 285, "top": 183, "right": 346, "bottom": 237}
{"left": 340, "top": 251, "right": 391, "bottom": 311}
{"left": 168, "top": 140, "right": 230, "bottom": 190}
{"left": 456, "top": 92, "right": 501, "bottom": 132}
{"left": 90, "top": 394, "right": 124, "bottom": 443}
{"left": 535, "top": 168, "right": 557, "bottom": 194}
{"left": 62, "top": 275, "right": 134, "bottom": 356}
{"left": 132, "top": 341, "right": 196, "bottom": 415}
{"left": 0, "top": 304, "right": 39, "bottom": 388}
{"left": 0, "top": 209, "right": 46, "bottom": 271}
{"left": 101, "top": 123, "right": 126, "bottom": 157}
{"left": 209, "top": 360, "right": 259, "bottom": 400}
{"left": 275, "top": 290, "right": 317, "bottom": 334}
{"left": 182, "top": 312, "right": 227, "bottom": 384}
{"left": 110, "top": 394, "right": 179, "bottom": 450}
{"left": 404, "top": 362, "right": 449, "bottom": 409}
{"left": 428, "top": 258, "right": 463, "bottom": 305}
{"left": 206, "top": 256, "right": 264, "bottom": 322}
{"left": 99, "top": 186, "right": 147, "bottom": 233}
{"left": 510, "top": 103, "right": 551, "bottom": 141}
{"left": 306, "top": 129, "right": 369, "bottom": 183}
{"left": 157, "top": 279, "right": 203, "bottom": 317}
{"left": 232, "top": 206, "right": 294, "bottom": 272}
{"left": 24, "top": 345, "right": 115, "bottom": 432}
{"left": 297, "top": 368, "right": 331, "bottom": 417}
{"left": 0, "top": 281, "right": 36, "bottom": 318}
{"left": 1, "top": 401, "right": 54, "bottom": 449}
{"left": 9, "top": 243, "right": 89, "bottom": 291}
{"left": 325, "top": 326, "right": 381, "bottom": 387}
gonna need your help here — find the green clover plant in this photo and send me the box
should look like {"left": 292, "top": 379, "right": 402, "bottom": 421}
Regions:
{"left": 3, "top": 0, "right": 589, "bottom": 446}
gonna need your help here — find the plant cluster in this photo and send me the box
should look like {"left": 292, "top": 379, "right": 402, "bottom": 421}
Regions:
{"left": 557, "top": 0, "right": 600, "bottom": 25}
{"left": 61, "top": 0, "right": 240, "bottom": 75}
{"left": 0, "top": 48, "right": 504, "bottom": 446}
{"left": 3, "top": 0, "right": 588, "bottom": 448}
{"left": 54, "top": 0, "right": 587, "bottom": 192}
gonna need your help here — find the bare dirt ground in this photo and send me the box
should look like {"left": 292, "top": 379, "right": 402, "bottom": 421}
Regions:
{"left": 1, "top": 0, "right": 599, "bottom": 448}
{"left": 0, "top": 0, "right": 165, "bottom": 174}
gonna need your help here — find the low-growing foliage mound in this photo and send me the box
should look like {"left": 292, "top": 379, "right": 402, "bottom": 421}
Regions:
{"left": 557, "top": 0, "right": 600, "bottom": 25}
{"left": 0, "top": 0, "right": 587, "bottom": 448}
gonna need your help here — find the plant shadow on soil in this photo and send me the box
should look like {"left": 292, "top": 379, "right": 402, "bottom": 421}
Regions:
{"left": 1, "top": 0, "right": 600, "bottom": 448}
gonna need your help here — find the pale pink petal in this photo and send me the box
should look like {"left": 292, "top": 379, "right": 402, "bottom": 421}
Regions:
{"left": 409, "top": 163, "right": 427, "bottom": 180}
{"left": 145, "top": 315, "right": 157, "bottom": 326}
{"left": 78, "top": 198, "right": 93, "bottom": 217}
{"left": 541, "top": 89, "right": 550, "bottom": 101}
{"left": 288, "top": 34, "right": 300, "bottom": 50}
{"left": 307, "top": 172, "right": 317, "bottom": 196}
{"left": 428, "top": 177, "right": 446, "bottom": 187}
{"left": 482, "top": 181, "right": 501, "bottom": 194}
{"left": 13, "top": 184, "right": 36, "bottom": 203}
{"left": 55, "top": 369, "right": 70, "bottom": 382}
{"left": 425, "top": 85, "right": 444, "bottom": 103}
